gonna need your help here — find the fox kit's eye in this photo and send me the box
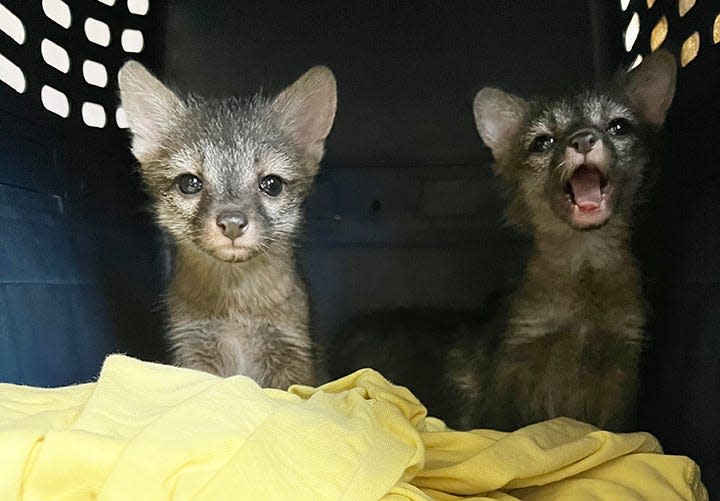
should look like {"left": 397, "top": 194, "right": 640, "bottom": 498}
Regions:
{"left": 606, "top": 118, "right": 632, "bottom": 135}
{"left": 177, "top": 174, "right": 203, "bottom": 195}
{"left": 259, "top": 175, "right": 284, "bottom": 197}
{"left": 530, "top": 135, "right": 555, "bottom": 152}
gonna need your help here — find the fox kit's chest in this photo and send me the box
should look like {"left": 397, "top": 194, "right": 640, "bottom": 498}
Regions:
{"left": 510, "top": 254, "right": 645, "bottom": 346}
{"left": 499, "top": 262, "right": 645, "bottom": 429}
{"left": 167, "top": 269, "right": 309, "bottom": 330}
{"left": 165, "top": 266, "right": 313, "bottom": 385}
{"left": 163, "top": 248, "right": 314, "bottom": 385}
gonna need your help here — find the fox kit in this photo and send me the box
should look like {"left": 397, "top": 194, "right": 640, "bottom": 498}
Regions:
{"left": 118, "top": 62, "right": 337, "bottom": 388}
{"left": 331, "top": 51, "right": 675, "bottom": 431}
{"left": 462, "top": 50, "right": 676, "bottom": 430}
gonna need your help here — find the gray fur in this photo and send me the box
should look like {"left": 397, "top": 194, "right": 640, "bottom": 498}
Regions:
{"left": 118, "top": 62, "right": 337, "bottom": 388}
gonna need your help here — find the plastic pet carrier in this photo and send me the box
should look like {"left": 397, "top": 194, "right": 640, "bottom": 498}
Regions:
{"left": 0, "top": 0, "right": 718, "bottom": 496}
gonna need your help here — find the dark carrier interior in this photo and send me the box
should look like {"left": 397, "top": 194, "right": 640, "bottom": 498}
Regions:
{"left": 0, "top": 0, "right": 718, "bottom": 496}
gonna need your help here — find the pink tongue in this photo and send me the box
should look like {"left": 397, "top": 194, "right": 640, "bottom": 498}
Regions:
{"left": 569, "top": 167, "right": 602, "bottom": 211}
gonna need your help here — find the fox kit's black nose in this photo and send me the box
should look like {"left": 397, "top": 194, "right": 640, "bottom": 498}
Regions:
{"left": 216, "top": 211, "right": 248, "bottom": 240}
{"left": 569, "top": 129, "right": 598, "bottom": 154}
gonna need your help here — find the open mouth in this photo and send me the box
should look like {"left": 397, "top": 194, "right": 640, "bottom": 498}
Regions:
{"left": 561, "top": 165, "right": 613, "bottom": 229}
{"left": 564, "top": 165, "right": 609, "bottom": 212}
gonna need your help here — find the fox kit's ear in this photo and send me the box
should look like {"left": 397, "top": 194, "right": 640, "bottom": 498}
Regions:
{"left": 118, "top": 60, "right": 185, "bottom": 161}
{"left": 272, "top": 66, "right": 337, "bottom": 166}
{"left": 473, "top": 88, "right": 528, "bottom": 161}
{"left": 624, "top": 49, "right": 676, "bottom": 126}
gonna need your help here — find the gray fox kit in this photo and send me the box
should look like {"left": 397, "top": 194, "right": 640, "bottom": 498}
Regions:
{"left": 119, "top": 62, "right": 337, "bottom": 388}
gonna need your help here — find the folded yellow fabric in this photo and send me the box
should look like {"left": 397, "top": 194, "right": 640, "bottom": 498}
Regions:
{"left": 0, "top": 355, "right": 707, "bottom": 501}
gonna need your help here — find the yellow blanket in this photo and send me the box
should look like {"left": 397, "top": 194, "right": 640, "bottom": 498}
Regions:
{"left": 0, "top": 355, "right": 707, "bottom": 501}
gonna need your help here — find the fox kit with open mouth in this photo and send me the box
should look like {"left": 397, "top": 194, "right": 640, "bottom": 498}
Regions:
{"left": 330, "top": 51, "right": 675, "bottom": 431}
{"left": 464, "top": 50, "right": 676, "bottom": 429}
{"left": 119, "top": 62, "right": 337, "bottom": 388}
